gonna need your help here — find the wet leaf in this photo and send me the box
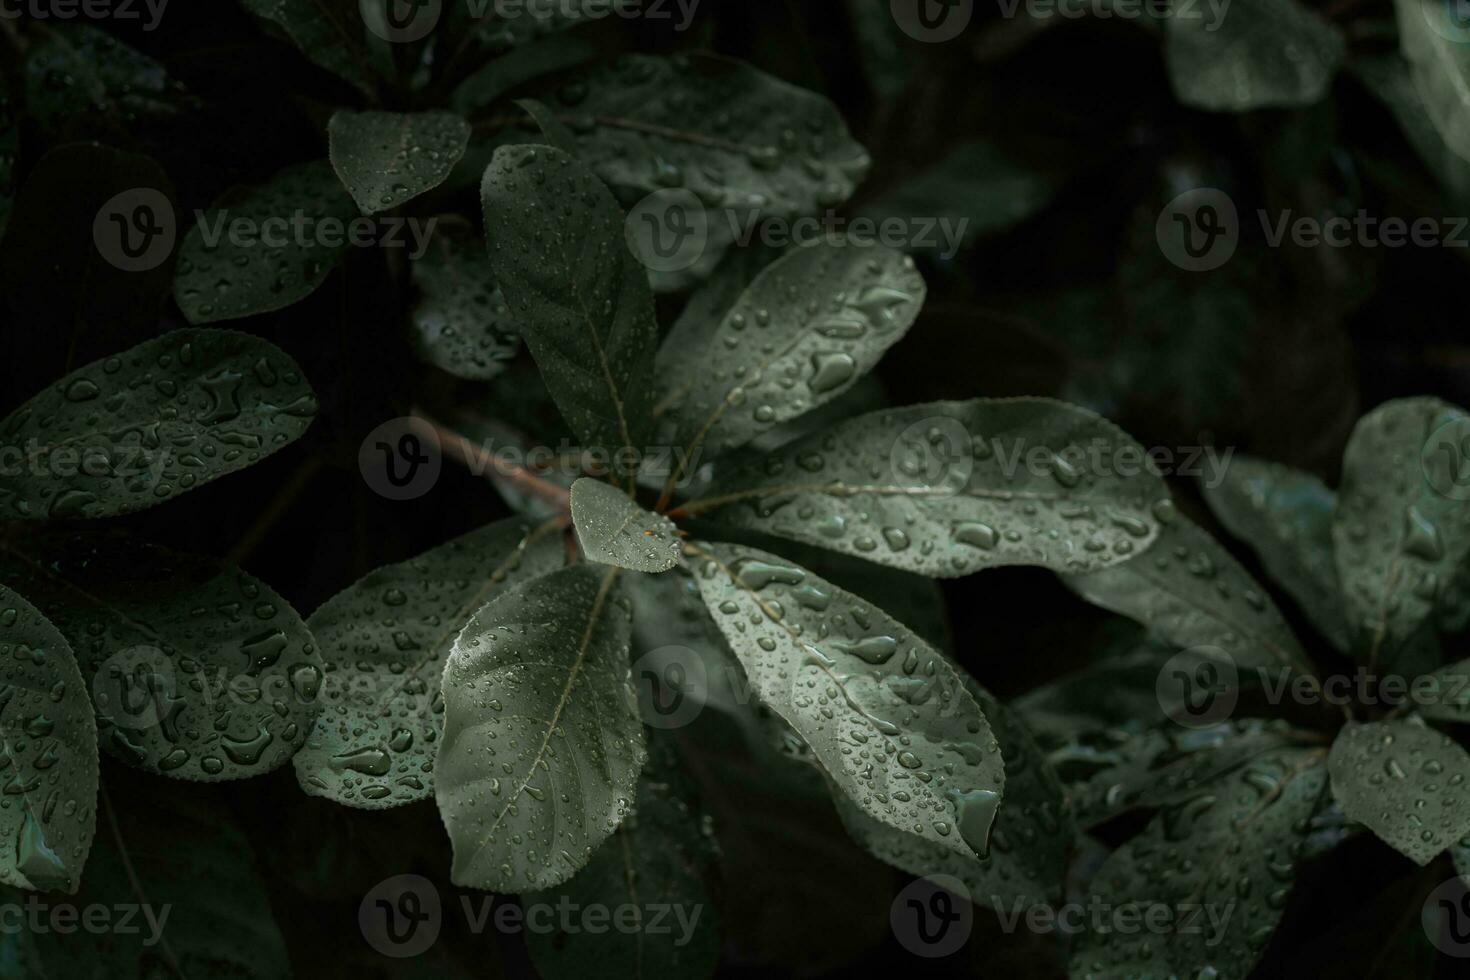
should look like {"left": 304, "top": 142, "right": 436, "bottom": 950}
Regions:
{"left": 481, "top": 144, "right": 658, "bottom": 457}
{"left": 1066, "top": 510, "right": 1311, "bottom": 673}
{"left": 294, "top": 518, "right": 565, "bottom": 809}
{"left": 239, "top": 0, "right": 377, "bottom": 97}
{"left": 657, "top": 243, "right": 925, "bottom": 463}
{"left": 1328, "top": 720, "right": 1470, "bottom": 866}
{"left": 1201, "top": 454, "right": 1349, "bottom": 650}
{"left": 1333, "top": 397, "right": 1470, "bottom": 666}
{"left": 174, "top": 161, "right": 358, "bottom": 323}
{"left": 0, "top": 535, "right": 325, "bottom": 782}
{"left": 516, "top": 97, "right": 579, "bottom": 154}
{"left": 689, "top": 540, "right": 1005, "bottom": 860}
{"left": 436, "top": 564, "right": 646, "bottom": 893}
{"left": 570, "top": 478, "right": 679, "bottom": 573}
{"left": 0, "top": 585, "right": 97, "bottom": 894}
{"left": 0, "top": 329, "right": 317, "bottom": 520}
{"left": 688, "top": 399, "right": 1172, "bottom": 579}
{"left": 525, "top": 738, "right": 720, "bottom": 980}
{"left": 328, "top": 110, "right": 471, "bottom": 214}
{"left": 1165, "top": 0, "right": 1345, "bottom": 111}
{"left": 410, "top": 232, "right": 519, "bottom": 380}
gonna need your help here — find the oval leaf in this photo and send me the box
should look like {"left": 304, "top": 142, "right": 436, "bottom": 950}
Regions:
{"left": 571, "top": 478, "right": 679, "bottom": 573}
{"left": 1327, "top": 720, "right": 1470, "bottom": 866}
{"left": 436, "top": 564, "right": 646, "bottom": 892}
{"left": 0, "top": 535, "right": 325, "bottom": 781}
{"left": 0, "top": 329, "right": 317, "bottom": 520}
{"left": 410, "top": 233, "right": 519, "bottom": 380}
{"left": 328, "top": 110, "right": 471, "bottom": 214}
{"left": 294, "top": 518, "right": 566, "bottom": 809}
{"left": 689, "top": 541, "right": 1004, "bottom": 859}
{"left": 686, "top": 398, "right": 1172, "bottom": 578}
{"left": 1166, "top": 0, "right": 1345, "bottom": 111}
{"left": 0, "top": 585, "right": 98, "bottom": 894}
{"left": 174, "top": 161, "right": 357, "bottom": 323}
{"left": 481, "top": 144, "right": 658, "bottom": 456}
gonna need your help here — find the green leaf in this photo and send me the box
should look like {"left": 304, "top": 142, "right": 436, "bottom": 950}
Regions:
{"left": 525, "top": 738, "right": 720, "bottom": 980}
{"left": 174, "top": 161, "right": 358, "bottom": 323}
{"left": 1328, "top": 721, "right": 1470, "bottom": 866}
{"left": 835, "top": 682, "right": 1072, "bottom": 912}
{"left": 21, "top": 783, "right": 290, "bottom": 979}
{"left": 481, "top": 144, "right": 658, "bottom": 456}
{"left": 1333, "top": 397, "right": 1470, "bottom": 665}
{"left": 1065, "top": 510, "right": 1311, "bottom": 672}
{"left": 1069, "top": 748, "right": 1327, "bottom": 979}
{"left": 0, "top": 329, "right": 317, "bottom": 520}
{"left": 328, "top": 110, "right": 471, "bottom": 214}
{"left": 436, "top": 564, "right": 646, "bottom": 892}
{"left": 410, "top": 232, "right": 519, "bottom": 379}
{"left": 657, "top": 243, "right": 925, "bottom": 463}
{"left": 1201, "top": 454, "right": 1350, "bottom": 650}
{"left": 571, "top": 478, "right": 679, "bottom": 573}
{"left": 0, "top": 535, "right": 325, "bottom": 782}
{"left": 0, "top": 585, "right": 97, "bottom": 894}
{"left": 24, "top": 24, "right": 196, "bottom": 135}
{"left": 1355, "top": 54, "right": 1470, "bottom": 202}
{"left": 239, "top": 0, "right": 377, "bottom": 97}
{"left": 294, "top": 518, "right": 565, "bottom": 809}
{"left": 1165, "top": 0, "right": 1345, "bottom": 111}
{"left": 689, "top": 541, "right": 1005, "bottom": 860}
{"left": 687, "top": 398, "right": 1173, "bottom": 579}
{"left": 516, "top": 97, "right": 580, "bottom": 154}
{"left": 1396, "top": 0, "right": 1470, "bottom": 164}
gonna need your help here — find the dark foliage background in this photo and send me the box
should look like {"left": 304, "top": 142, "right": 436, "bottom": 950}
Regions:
{"left": 2, "top": 1, "right": 1468, "bottom": 977}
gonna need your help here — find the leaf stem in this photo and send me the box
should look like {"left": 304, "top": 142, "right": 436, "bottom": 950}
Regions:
{"left": 408, "top": 410, "right": 572, "bottom": 511}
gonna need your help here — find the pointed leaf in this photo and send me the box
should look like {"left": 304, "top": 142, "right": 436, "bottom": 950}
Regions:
{"left": 525, "top": 738, "right": 720, "bottom": 980}
{"left": 436, "top": 564, "right": 646, "bottom": 892}
{"left": 687, "top": 398, "right": 1173, "bottom": 578}
{"left": 571, "top": 478, "right": 679, "bottom": 573}
{"left": 0, "top": 585, "right": 97, "bottom": 894}
{"left": 174, "top": 161, "right": 357, "bottom": 323}
{"left": 1328, "top": 720, "right": 1470, "bottom": 866}
{"left": 1066, "top": 511, "right": 1310, "bottom": 672}
{"left": 1201, "top": 454, "right": 1349, "bottom": 650}
{"left": 1333, "top": 397, "right": 1470, "bottom": 664}
{"left": 239, "top": 0, "right": 377, "bottom": 96}
{"left": 0, "top": 535, "right": 325, "bottom": 782}
{"left": 0, "top": 329, "right": 317, "bottom": 520}
{"left": 481, "top": 144, "right": 658, "bottom": 455}
{"left": 294, "top": 518, "right": 565, "bottom": 809}
{"left": 1396, "top": 0, "right": 1470, "bottom": 164}
{"left": 328, "top": 110, "right": 471, "bottom": 214}
{"left": 835, "top": 681, "right": 1073, "bottom": 912}
{"left": 411, "top": 232, "right": 519, "bottom": 379}
{"left": 689, "top": 541, "right": 1005, "bottom": 860}
{"left": 1165, "top": 0, "right": 1345, "bottom": 111}
{"left": 516, "top": 98, "right": 579, "bottom": 154}
{"left": 658, "top": 242, "right": 924, "bottom": 462}
{"left": 1070, "top": 748, "right": 1327, "bottom": 979}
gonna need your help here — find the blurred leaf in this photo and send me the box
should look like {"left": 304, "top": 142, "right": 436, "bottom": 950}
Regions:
{"left": 1165, "top": 0, "right": 1344, "bottom": 111}
{"left": 410, "top": 232, "right": 519, "bottom": 380}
